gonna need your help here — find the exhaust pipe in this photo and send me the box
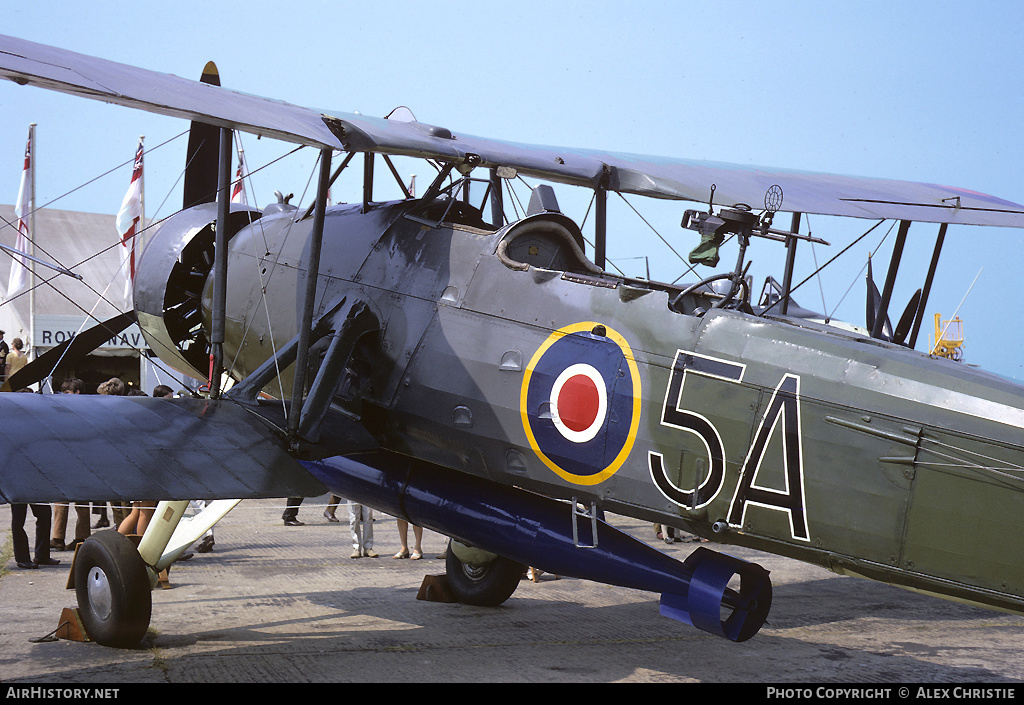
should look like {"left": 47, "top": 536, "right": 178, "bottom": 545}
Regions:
{"left": 302, "top": 452, "right": 771, "bottom": 642}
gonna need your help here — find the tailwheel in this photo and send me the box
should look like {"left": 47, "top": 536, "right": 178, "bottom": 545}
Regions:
{"left": 444, "top": 541, "right": 525, "bottom": 607}
{"left": 74, "top": 530, "right": 152, "bottom": 648}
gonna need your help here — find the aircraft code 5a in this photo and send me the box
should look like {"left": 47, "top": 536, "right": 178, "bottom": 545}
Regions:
{"left": 650, "top": 349, "right": 810, "bottom": 542}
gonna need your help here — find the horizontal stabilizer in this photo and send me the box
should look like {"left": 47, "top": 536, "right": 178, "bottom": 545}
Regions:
{"left": 0, "top": 394, "right": 325, "bottom": 504}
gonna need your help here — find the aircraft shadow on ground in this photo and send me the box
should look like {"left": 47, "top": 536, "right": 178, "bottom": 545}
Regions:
{"left": 120, "top": 579, "right": 1020, "bottom": 683}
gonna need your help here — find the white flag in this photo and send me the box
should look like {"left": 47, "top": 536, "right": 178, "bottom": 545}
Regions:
{"left": 7, "top": 127, "right": 33, "bottom": 299}
{"left": 115, "top": 138, "right": 144, "bottom": 308}
{"left": 230, "top": 147, "right": 247, "bottom": 205}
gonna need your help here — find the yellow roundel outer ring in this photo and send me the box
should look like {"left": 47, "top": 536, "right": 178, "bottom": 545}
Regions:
{"left": 520, "top": 321, "right": 642, "bottom": 486}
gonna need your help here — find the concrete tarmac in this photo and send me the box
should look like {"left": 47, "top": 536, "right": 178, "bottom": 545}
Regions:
{"left": 1, "top": 496, "right": 1022, "bottom": 684}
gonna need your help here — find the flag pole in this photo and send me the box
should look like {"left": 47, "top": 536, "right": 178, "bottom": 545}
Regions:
{"left": 116, "top": 137, "right": 144, "bottom": 311}
{"left": 138, "top": 135, "right": 145, "bottom": 255}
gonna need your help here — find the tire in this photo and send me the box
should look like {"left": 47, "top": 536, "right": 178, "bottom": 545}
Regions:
{"left": 445, "top": 543, "right": 524, "bottom": 607}
{"left": 74, "top": 530, "right": 152, "bottom": 648}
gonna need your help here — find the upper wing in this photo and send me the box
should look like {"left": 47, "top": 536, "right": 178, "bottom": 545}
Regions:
{"left": 330, "top": 116, "right": 1024, "bottom": 227}
{"left": 0, "top": 394, "right": 325, "bottom": 504}
{"left": 3, "top": 33, "right": 1023, "bottom": 227}
{"left": 0, "top": 34, "right": 338, "bottom": 149}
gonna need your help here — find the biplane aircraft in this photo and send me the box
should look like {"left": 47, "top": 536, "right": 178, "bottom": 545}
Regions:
{"left": 2, "top": 33, "right": 1024, "bottom": 648}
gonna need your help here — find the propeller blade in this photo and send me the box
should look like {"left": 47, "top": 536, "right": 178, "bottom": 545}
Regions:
{"left": 866, "top": 258, "right": 892, "bottom": 340}
{"left": 893, "top": 289, "right": 923, "bottom": 346}
{"left": 182, "top": 61, "right": 221, "bottom": 210}
{"left": 2, "top": 311, "right": 137, "bottom": 392}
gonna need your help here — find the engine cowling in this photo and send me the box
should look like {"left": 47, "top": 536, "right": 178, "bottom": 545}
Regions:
{"left": 134, "top": 202, "right": 261, "bottom": 382}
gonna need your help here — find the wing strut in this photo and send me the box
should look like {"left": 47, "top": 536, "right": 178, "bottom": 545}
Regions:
{"left": 301, "top": 150, "right": 357, "bottom": 221}
{"left": 871, "top": 219, "right": 910, "bottom": 339}
{"left": 908, "top": 223, "right": 947, "bottom": 349}
{"left": 362, "top": 152, "right": 374, "bottom": 213}
{"left": 594, "top": 185, "right": 608, "bottom": 270}
{"left": 488, "top": 168, "right": 502, "bottom": 226}
{"left": 287, "top": 148, "right": 333, "bottom": 440}
{"left": 780, "top": 212, "right": 802, "bottom": 315}
{"left": 210, "top": 126, "right": 233, "bottom": 397}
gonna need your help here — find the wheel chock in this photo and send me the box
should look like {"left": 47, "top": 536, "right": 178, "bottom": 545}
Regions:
{"left": 54, "top": 607, "right": 92, "bottom": 642}
{"left": 157, "top": 568, "right": 171, "bottom": 589}
{"left": 416, "top": 574, "right": 458, "bottom": 603}
{"left": 65, "top": 543, "right": 83, "bottom": 590}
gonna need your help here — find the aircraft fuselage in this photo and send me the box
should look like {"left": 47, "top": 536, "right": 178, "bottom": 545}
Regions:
{"left": 143, "top": 196, "right": 1024, "bottom": 617}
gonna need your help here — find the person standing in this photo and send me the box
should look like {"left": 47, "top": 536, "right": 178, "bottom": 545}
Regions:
{"left": 11, "top": 503, "right": 59, "bottom": 569}
{"left": 393, "top": 518, "right": 423, "bottom": 560}
{"left": 94, "top": 378, "right": 130, "bottom": 529}
{"left": 0, "top": 330, "right": 9, "bottom": 383}
{"left": 51, "top": 501, "right": 90, "bottom": 551}
{"left": 4, "top": 337, "right": 27, "bottom": 380}
{"left": 282, "top": 497, "right": 305, "bottom": 526}
{"left": 51, "top": 378, "right": 91, "bottom": 551}
{"left": 323, "top": 494, "right": 343, "bottom": 522}
{"left": 348, "top": 501, "right": 376, "bottom": 558}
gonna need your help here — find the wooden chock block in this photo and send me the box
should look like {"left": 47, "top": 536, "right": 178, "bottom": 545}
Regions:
{"left": 157, "top": 568, "right": 171, "bottom": 589}
{"left": 416, "top": 574, "right": 458, "bottom": 603}
{"left": 55, "top": 607, "right": 92, "bottom": 642}
{"left": 65, "top": 541, "right": 84, "bottom": 590}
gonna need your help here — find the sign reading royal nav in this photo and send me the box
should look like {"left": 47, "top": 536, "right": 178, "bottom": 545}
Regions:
{"left": 33, "top": 314, "right": 145, "bottom": 353}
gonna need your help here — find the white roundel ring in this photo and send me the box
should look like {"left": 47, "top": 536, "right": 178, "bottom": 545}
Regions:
{"left": 549, "top": 363, "right": 608, "bottom": 443}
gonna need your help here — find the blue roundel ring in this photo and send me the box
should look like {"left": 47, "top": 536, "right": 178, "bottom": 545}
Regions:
{"left": 520, "top": 322, "right": 642, "bottom": 486}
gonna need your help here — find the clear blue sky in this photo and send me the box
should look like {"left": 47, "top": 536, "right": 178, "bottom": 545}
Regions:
{"left": 3, "top": 1, "right": 1024, "bottom": 378}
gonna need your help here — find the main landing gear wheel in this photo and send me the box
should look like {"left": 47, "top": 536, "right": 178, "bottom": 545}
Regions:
{"left": 74, "top": 530, "right": 152, "bottom": 648}
{"left": 444, "top": 543, "right": 525, "bottom": 607}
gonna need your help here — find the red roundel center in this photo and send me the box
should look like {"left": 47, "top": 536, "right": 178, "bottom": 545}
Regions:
{"left": 556, "top": 374, "right": 601, "bottom": 432}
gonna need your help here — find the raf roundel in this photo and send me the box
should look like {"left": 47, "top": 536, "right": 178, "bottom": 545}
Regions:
{"left": 521, "top": 322, "right": 642, "bottom": 485}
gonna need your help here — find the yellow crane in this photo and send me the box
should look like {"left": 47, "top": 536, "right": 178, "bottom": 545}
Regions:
{"left": 931, "top": 313, "right": 965, "bottom": 361}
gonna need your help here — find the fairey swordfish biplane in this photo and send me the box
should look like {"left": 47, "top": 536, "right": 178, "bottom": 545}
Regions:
{"left": 1, "top": 34, "right": 1024, "bottom": 648}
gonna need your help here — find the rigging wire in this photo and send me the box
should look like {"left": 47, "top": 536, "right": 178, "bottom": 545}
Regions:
{"left": 226, "top": 147, "right": 322, "bottom": 409}
{"left": 0, "top": 130, "right": 189, "bottom": 303}
{"left": 821, "top": 220, "right": 896, "bottom": 322}
{"left": 0, "top": 130, "right": 309, "bottom": 393}
{"left": 614, "top": 192, "right": 696, "bottom": 282}
{"left": 0, "top": 130, "right": 198, "bottom": 332}
{"left": 784, "top": 218, "right": 887, "bottom": 307}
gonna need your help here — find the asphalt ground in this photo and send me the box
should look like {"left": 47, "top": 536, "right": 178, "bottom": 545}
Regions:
{"left": 1, "top": 495, "right": 1023, "bottom": 686}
